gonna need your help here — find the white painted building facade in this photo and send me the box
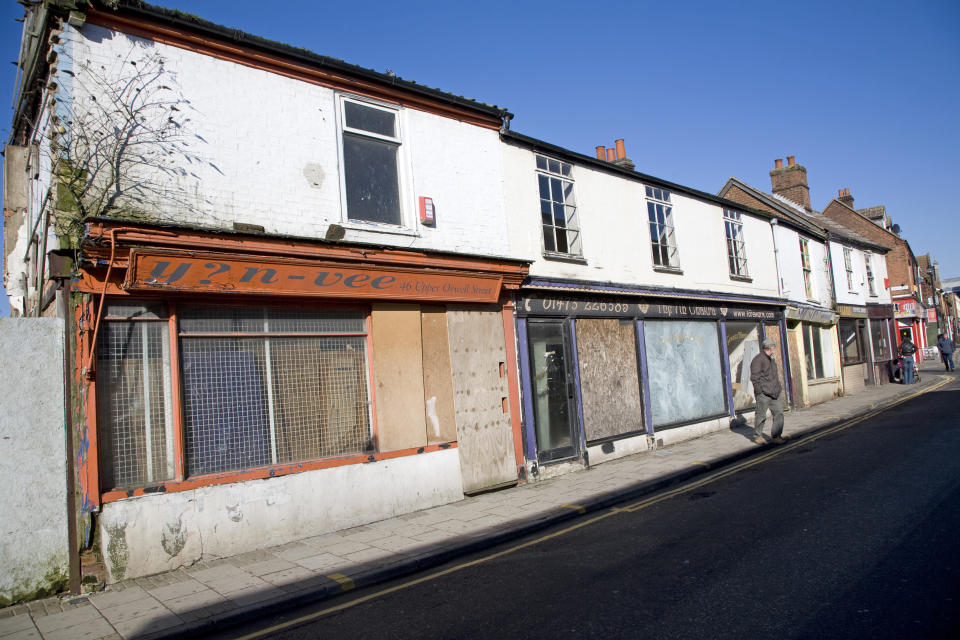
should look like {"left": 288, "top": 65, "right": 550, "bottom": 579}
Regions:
{"left": 501, "top": 136, "right": 789, "bottom": 478}
{"left": 4, "top": 3, "right": 529, "bottom": 586}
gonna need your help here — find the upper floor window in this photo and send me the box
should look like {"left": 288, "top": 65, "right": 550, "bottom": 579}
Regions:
{"left": 723, "top": 209, "right": 748, "bottom": 277}
{"left": 800, "top": 238, "right": 815, "bottom": 299}
{"left": 864, "top": 254, "right": 877, "bottom": 296}
{"left": 646, "top": 186, "right": 679, "bottom": 269}
{"left": 340, "top": 97, "right": 403, "bottom": 225}
{"left": 536, "top": 155, "right": 581, "bottom": 256}
{"left": 843, "top": 247, "right": 856, "bottom": 292}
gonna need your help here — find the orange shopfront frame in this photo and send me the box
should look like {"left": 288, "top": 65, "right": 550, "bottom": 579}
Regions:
{"left": 74, "top": 219, "right": 530, "bottom": 510}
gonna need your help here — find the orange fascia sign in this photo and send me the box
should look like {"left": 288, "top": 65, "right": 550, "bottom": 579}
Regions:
{"left": 124, "top": 250, "right": 504, "bottom": 303}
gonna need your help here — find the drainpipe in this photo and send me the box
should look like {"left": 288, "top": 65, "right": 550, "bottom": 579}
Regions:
{"left": 58, "top": 275, "right": 81, "bottom": 594}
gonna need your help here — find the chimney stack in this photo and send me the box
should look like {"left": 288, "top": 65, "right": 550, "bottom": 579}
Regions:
{"left": 611, "top": 138, "right": 635, "bottom": 170}
{"left": 770, "top": 155, "right": 811, "bottom": 210}
{"left": 838, "top": 187, "right": 854, "bottom": 207}
{"left": 597, "top": 139, "right": 635, "bottom": 170}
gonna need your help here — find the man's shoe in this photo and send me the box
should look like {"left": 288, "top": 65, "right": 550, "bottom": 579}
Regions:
{"left": 753, "top": 436, "right": 766, "bottom": 445}
{"left": 772, "top": 436, "right": 787, "bottom": 444}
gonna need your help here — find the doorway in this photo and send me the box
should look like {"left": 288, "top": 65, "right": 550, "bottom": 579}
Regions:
{"left": 527, "top": 319, "right": 579, "bottom": 462}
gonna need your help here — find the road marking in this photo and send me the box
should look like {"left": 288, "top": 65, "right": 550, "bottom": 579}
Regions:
{"left": 560, "top": 503, "right": 586, "bottom": 514}
{"left": 327, "top": 573, "right": 355, "bottom": 591}
{"left": 690, "top": 461, "right": 711, "bottom": 468}
{"left": 228, "top": 377, "right": 953, "bottom": 639}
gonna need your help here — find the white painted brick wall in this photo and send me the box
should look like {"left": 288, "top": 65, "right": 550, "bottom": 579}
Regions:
{"left": 65, "top": 24, "right": 509, "bottom": 257}
{"left": 503, "top": 143, "right": 780, "bottom": 297}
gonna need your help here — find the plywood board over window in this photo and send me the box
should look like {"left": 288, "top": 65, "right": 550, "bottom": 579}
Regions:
{"left": 371, "top": 304, "right": 427, "bottom": 451}
{"left": 420, "top": 306, "right": 458, "bottom": 444}
{"left": 447, "top": 307, "right": 515, "bottom": 494}
{"left": 575, "top": 318, "right": 643, "bottom": 441}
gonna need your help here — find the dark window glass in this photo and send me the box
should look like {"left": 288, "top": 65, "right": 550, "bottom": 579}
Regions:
{"left": 343, "top": 134, "right": 401, "bottom": 225}
{"left": 344, "top": 101, "right": 395, "bottom": 137}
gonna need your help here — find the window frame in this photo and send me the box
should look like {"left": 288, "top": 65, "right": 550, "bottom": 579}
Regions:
{"left": 646, "top": 186, "right": 680, "bottom": 270}
{"left": 723, "top": 209, "right": 749, "bottom": 278}
{"left": 535, "top": 154, "right": 582, "bottom": 259}
{"left": 801, "top": 322, "right": 826, "bottom": 380}
{"left": 843, "top": 247, "right": 856, "bottom": 293}
{"left": 94, "top": 298, "right": 380, "bottom": 502}
{"left": 336, "top": 94, "right": 409, "bottom": 229}
{"left": 838, "top": 317, "right": 867, "bottom": 366}
{"left": 800, "top": 238, "right": 815, "bottom": 299}
{"left": 864, "top": 253, "right": 877, "bottom": 297}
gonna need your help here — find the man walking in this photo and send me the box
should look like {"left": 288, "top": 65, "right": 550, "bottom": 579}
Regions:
{"left": 937, "top": 333, "right": 955, "bottom": 371}
{"left": 750, "top": 338, "right": 785, "bottom": 445}
{"left": 899, "top": 336, "right": 917, "bottom": 384}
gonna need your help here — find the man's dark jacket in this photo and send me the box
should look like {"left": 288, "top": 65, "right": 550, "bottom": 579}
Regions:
{"left": 900, "top": 340, "right": 917, "bottom": 357}
{"left": 938, "top": 337, "right": 954, "bottom": 354}
{"left": 750, "top": 352, "right": 782, "bottom": 399}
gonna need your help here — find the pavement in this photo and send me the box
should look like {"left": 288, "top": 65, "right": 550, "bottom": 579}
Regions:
{"left": 1, "top": 361, "right": 955, "bottom": 640}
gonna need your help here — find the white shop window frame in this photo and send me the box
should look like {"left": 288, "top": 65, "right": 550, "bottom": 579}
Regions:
{"left": 335, "top": 94, "right": 416, "bottom": 235}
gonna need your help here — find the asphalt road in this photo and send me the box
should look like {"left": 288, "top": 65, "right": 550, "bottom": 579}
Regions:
{"left": 219, "top": 382, "right": 960, "bottom": 640}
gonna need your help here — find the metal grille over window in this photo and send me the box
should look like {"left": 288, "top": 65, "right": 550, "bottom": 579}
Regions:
{"left": 96, "top": 302, "right": 374, "bottom": 491}
{"left": 536, "top": 155, "right": 581, "bottom": 256}
{"left": 646, "top": 186, "right": 679, "bottom": 268}
{"left": 96, "top": 307, "right": 174, "bottom": 489}
{"left": 179, "top": 305, "right": 372, "bottom": 477}
{"left": 723, "top": 209, "right": 748, "bottom": 277}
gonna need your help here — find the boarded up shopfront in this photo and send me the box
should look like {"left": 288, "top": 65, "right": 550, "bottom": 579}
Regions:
{"left": 73, "top": 219, "right": 528, "bottom": 582}
{"left": 516, "top": 289, "right": 784, "bottom": 476}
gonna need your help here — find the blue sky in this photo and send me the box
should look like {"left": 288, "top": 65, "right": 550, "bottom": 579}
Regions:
{"left": 2, "top": 0, "right": 958, "bottom": 316}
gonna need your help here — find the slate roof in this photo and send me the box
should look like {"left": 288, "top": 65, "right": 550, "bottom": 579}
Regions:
{"left": 718, "top": 177, "right": 826, "bottom": 238}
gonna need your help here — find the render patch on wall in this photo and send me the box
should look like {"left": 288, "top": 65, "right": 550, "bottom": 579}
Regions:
{"left": 303, "top": 163, "right": 325, "bottom": 188}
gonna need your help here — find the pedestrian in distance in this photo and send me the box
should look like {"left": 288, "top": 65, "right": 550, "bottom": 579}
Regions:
{"left": 750, "top": 338, "right": 786, "bottom": 445}
{"left": 899, "top": 336, "right": 917, "bottom": 384}
{"left": 937, "top": 333, "right": 955, "bottom": 371}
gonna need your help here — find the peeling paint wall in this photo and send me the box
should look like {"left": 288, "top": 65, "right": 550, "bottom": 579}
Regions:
{"left": 98, "top": 447, "right": 463, "bottom": 582}
{"left": 0, "top": 319, "right": 68, "bottom": 604}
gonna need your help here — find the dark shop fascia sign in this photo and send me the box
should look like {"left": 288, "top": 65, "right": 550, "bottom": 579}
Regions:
{"left": 517, "top": 294, "right": 779, "bottom": 321}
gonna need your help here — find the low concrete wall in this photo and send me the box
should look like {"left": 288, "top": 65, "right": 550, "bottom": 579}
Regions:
{"left": 0, "top": 318, "right": 68, "bottom": 604}
{"left": 98, "top": 447, "right": 464, "bottom": 582}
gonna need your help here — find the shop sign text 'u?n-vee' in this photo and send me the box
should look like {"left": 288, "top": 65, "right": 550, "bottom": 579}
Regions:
{"left": 124, "top": 250, "right": 503, "bottom": 303}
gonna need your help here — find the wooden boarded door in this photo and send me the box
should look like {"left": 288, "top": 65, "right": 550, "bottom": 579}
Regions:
{"left": 446, "top": 308, "right": 516, "bottom": 494}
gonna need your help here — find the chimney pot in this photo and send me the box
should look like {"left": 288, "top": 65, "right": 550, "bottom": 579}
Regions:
{"left": 774, "top": 158, "right": 783, "bottom": 169}
{"left": 787, "top": 155, "right": 796, "bottom": 166}
{"left": 845, "top": 188, "right": 850, "bottom": 196}
{"left": 615, "top": 139, "right": 626, "bottom": 160}
{"left": 606, "top": 148, "right": 616, "bottom": 162}
{"left": 838, "top": 189, "right": 844, "bottom": 197}
{"left": 596, "top": 146, "right": 606, "bottom": 160}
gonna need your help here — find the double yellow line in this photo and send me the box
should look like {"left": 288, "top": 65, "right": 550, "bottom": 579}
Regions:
{"left": 233, "top": 376, "right": 953, "bottom": 639}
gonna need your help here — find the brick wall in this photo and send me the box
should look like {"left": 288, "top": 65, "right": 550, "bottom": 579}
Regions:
{"left": 820, "top": 200, "right": 916, "bottom": 291}
{"left": 770, "top": 164, "right": 810, "bottom": 210}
